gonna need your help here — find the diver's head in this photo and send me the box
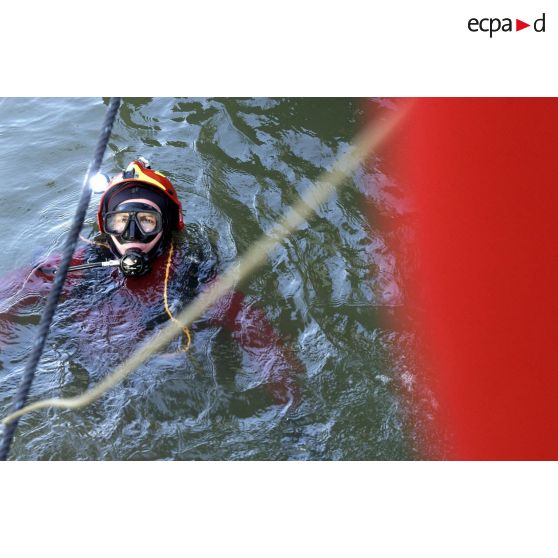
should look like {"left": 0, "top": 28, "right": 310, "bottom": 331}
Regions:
{"left": 97, "top": 159, "right": 183, "bottom": 270}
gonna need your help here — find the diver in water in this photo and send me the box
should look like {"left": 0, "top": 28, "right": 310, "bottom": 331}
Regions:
{"left": 0, "top": 158, "right": 301, "bottom": 406}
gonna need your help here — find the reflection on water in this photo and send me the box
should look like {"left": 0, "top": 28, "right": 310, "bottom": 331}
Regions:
{"left": 0, "top": 98, "right": 434, "bottom": 460}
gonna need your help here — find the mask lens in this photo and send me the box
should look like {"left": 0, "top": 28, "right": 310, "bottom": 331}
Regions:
{"left": 105, "top": 212, "right": 130, "bottom": 234}
{"left": 137, "top": 211, "right": 161, "bottom": 234}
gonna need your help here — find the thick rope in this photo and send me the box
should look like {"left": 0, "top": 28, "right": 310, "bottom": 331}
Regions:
{"left": 0, "top": 107, "right": 406, "bottom": 432}
{"left": 163, "top": 241, "right": 192, "bottom": 351}
{"left": 0, "top": 97, "right": 121, "bottom": 461}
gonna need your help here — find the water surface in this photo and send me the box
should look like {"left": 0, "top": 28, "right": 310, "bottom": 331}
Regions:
{"left": 0, "top": 97, "right": 432, "bottom": 460}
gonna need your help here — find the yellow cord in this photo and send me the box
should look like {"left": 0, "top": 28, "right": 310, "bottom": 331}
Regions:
{"left": 163, "top": 241, "right": 192, "bottom": 352}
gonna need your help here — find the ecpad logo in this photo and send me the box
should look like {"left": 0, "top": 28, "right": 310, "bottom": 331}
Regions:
{"left": 468, "top": 13, "right": 546, "bottom": 37}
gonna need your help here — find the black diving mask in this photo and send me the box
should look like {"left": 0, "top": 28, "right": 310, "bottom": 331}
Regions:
{"left": 104, "top": 202, "right": 163, "bottom": 242}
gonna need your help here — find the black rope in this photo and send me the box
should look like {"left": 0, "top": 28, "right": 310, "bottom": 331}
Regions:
{"left": 0, "top": 97, "right": 121, "bottom": 460}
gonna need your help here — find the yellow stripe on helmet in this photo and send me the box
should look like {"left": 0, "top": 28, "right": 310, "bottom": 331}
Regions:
{"left": 130, "top": 163, "right": 168, "bottom": 191}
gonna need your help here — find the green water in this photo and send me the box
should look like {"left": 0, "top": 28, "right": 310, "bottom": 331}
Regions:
{"left": 0, "top": 98, "right": 431, "bottom": 460}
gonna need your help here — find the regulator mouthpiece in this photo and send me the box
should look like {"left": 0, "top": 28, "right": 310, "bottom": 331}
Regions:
{"left": 120, "top": 249, "right": 149, "bottom": 277}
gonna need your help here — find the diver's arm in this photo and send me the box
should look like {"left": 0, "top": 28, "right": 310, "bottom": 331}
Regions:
{"left": 0, "top": 263, "right": 50, "bottom": 348}
{"left": 207, "top": 289, "right": 302, "bottom": 406}
{"left": 0, "top": 248, "right": 87, "bottom": 316}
